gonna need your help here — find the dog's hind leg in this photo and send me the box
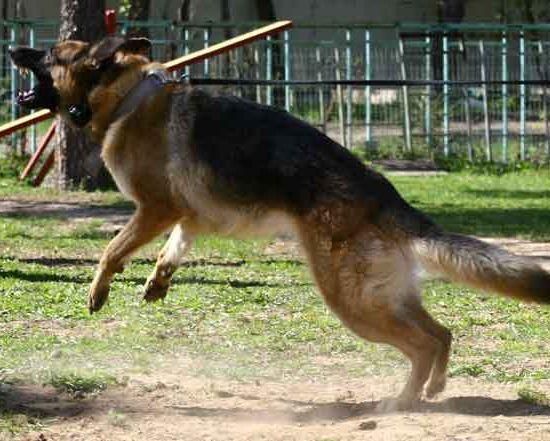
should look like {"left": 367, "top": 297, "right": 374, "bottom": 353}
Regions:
{"left": 88, "top": 208, "right": 179, "bottom": 313}
{"left": 408, "top": 302, "right": 452, "bottom": 398}
{"left": 298, "top": 225, "right": 446, "bottom": 410}
{"left": 143, "top": 223, "right": 194, "bottom": 302}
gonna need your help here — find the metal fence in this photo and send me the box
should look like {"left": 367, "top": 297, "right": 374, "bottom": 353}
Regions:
{"left": 2, "top": 20, "right": 550, "bottom": 162}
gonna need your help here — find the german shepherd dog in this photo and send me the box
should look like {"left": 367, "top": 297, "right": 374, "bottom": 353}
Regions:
{"left": 10, "top": 37, "right": 550, "bottom": 409}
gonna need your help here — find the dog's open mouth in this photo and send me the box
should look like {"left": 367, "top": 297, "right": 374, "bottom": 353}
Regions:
{"left": 9, "top": 47, "right": 60, "bottom": 111}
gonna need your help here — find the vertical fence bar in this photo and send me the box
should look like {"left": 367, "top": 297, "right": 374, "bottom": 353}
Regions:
{"left": 284, "top": 30, "right": 290, "bottom": 112}
{"left": 501, "top": 31, "right": 508, "bottom": 162}
{"left": 464, "top": 89, "right": 473, "bottom": 161}
{"left": 345, "top": 29, "right": 353, "bottom": 148}
{"left": 29, "top": 25, "right": 36, "bottom": 154}
{"left": 10, "top": 23, "right": 18, "bottom": 150}
{"left": 334, "top": 47, "right": 346, "bottom": 146}
{"left": 399, "top": 36, "right": 412, "bottom": 153}
{"left": 266, "top": 35, "right": 272, "bottom": 106}
{"left": 316, "top": 45, "right": 326, "bottom": 132}
{"left": 365, "top": 29, "right": 372, "bottom": 146}
{"left": 443, "top": 32, "right": 450, "bottom": 156}
{"left": 539, "top": 41, "right": 550, "bottom": 158}
{"left": 425, "top": 33, "right": 431, "bottom": 147}
{"left": 519, "top": 31, "right": 526, "bottom": 160}
{"left": 254, "top": 45, "right": 261, "bottom": 103}
{"left": 183, "top": 28, "right": 190, "bottom": 78}
{"left": 479, "top": 40, "right": 492, "bottom": 161}
{"left": 203, "top": 28, "right": 210, "bottom": 77}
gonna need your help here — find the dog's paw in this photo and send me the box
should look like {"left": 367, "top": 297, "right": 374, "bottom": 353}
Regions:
{"left": 88, "top": 283, "right": 110, "bottom": 314}
{"left": 425, "top": 377, "right": 446, "bottom": 399}
{"left": 143, "top": 278, "right": 170, "bottom": 303}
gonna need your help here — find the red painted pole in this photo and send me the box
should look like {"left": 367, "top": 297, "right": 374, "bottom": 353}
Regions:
{"left": 32, "top": 149, "right": 55, "bottom": 187}
{"left": 105, "top": 9, "right": 117, "bottom": 35}
{"left": 19, "top": 121, "right": 57, "bottom": 180}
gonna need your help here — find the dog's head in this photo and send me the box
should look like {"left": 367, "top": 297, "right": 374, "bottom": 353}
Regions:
{"left": 10, "top": 37, "right": 152, "bottom": 127}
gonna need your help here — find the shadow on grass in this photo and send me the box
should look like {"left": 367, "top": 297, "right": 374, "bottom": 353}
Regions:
{"left": 0, "top": 267, "right": 307, "bottom": 289}
{"left": 0, "top": 268, "right": 88, "bottom": 284}
{"left": 10, "top": 257, "right": 302, "bottom": 271}
{"left": 427, "top": 207, "right": 550, "bottom": 239}
{"left": 0, "top": 198, "right": 133, "bottom": 218}
{"left": 465, "top": 189, "right": 550, "bottom": 199}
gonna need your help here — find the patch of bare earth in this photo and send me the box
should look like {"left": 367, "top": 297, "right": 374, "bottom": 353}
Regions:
{"left": 8, "top": 362, "right": 550, "bottom": 441}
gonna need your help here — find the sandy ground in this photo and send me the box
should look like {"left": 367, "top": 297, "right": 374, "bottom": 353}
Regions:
{"left": 6, "top": 362, "right": 550, "bottom": 441}
{"left": 1, "top": 199, "right": 550, "bottom": 440}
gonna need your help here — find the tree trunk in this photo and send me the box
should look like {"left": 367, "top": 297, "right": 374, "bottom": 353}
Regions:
{"left": 57, "top": 0, "right": 107, "bottom": 190}
{"left": 127, "top": 0, "right": 151, "bottom": 38}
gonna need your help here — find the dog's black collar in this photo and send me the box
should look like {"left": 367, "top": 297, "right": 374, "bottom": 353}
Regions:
{"left": 111, "top": 70, "right": 174, "bottom": 122}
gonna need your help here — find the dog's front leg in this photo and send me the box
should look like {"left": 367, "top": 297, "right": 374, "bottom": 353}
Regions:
{"left": 89, "top": 208, "right": 178, "bottom": 313}
{"left": 143, "top": 223, "right": 194, "bottom": 302}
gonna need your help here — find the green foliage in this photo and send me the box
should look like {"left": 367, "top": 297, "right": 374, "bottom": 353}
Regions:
{"left": 119, "top": 0, "right": 132, "bottom": 17}
{"left": 48, "top": 371, "right": 117, "bottom": 395}
{"left": 434, "top": 154, "right": 550, "bottom": 175}
{"left": 0, "top": 155, "right": 28, "bottom": 180}
{"left": 518, "top": 387, "right": 550, "bottom": 406}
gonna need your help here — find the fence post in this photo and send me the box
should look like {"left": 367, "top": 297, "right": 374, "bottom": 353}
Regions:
{"left": 539, "top": 41, "right": 550, "bottom": 158}
{"left": 399, "top": 36, "right": 412, "bottom": 153}
{"left": 254, "top": 45, "right": 261, "bottom": 103}
{"left": 10, "top": 22, "right": 18, "bottom": 150}
{"left": 203, "top": 28, "right": 211, "bottom": 77}
{"left": 266, "top": 35, "right": 273, "bottom": 106}
{"left": 479, "top": 39, "right": 492, "bottom": 161}
{"left": 346, "top": 29, "right": 353, "bottom": 148}
{"left": 501, "top": 31, "right": 508, "bottom": 162}
{"left": 365, "top": 29, "right": 372, "bottom": 146}
{"left": 183, "top": 27, "right": 190, "bottom": 78}
{"left": 464, "top": 88, "right": 473, "bottom": 161}
{"left": 443, "top": 32, "right": 450, "bottom": 156}
{"left": 316, "top": 45, "right": 326, "bottom": 132}
{"left": 29, "top": 24, "right": 36, "bottom": 154}
{"left": 425, "top": 33, "right": 431, "bottom": 148}
{"left": 519, "top": 30, "right": 526, "bottom": 160}
{"left": 334, "top": 47, "right": 346, "bottom": 146}
{"left": 284, "top": 30, "right": 291, "bottom": 112}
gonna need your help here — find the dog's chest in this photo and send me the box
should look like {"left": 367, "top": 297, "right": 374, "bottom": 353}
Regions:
{"left": 101, "top": 120, "right": 140, "bottom": 200}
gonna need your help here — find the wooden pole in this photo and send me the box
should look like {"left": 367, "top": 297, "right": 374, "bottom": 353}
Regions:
{"left": 19, "top": 121, "right": 57, "bottom": 180}
{"left": 32, "top": 149, "right": 55, "bottom": 187}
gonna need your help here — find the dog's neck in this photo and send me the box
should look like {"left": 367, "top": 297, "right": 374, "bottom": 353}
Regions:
{"left": 87, "top": 63, "right": 169, "bottom": 142}
{"left": 111, "top": 70, "right": 172, "bottom": 122}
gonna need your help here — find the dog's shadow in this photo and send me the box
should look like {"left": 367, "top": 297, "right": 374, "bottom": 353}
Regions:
{"left": 174, "top": 393, "right": 550, "bottom": 423}
{"left": 2, "top": 384, "right": 549, "bottom": 428}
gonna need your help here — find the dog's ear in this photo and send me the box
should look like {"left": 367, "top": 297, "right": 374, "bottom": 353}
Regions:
{"left": 87, "top": 36, "right": 152, "bottom": 67}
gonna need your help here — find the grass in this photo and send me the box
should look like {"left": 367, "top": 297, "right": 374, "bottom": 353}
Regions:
{"left": 518, "top": 387, "right": 550, "bottom": 406}
{"left": 0, "top": 162, "right": 549, "bottom": 435}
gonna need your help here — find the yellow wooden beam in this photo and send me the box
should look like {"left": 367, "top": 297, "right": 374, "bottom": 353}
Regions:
{"left": 0, "top": 109, "right": 53, "bottom": 139}
{"left": 0, "top": 20, "right": 293, "bottom": 140}
{"left": 164, "top": 20, "right": 292, "bottom": 72}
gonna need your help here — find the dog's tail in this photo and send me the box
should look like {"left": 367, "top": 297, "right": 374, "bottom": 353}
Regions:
{"left": 411, "top": 229, "right": 550, "bottom": 304}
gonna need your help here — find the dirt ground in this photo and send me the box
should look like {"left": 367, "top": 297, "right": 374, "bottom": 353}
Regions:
{"left": 7, "top": 362, "right": 550, "bottom": 441}
{"left": 2, "top": 199, "right": 550, "bottom": 441}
